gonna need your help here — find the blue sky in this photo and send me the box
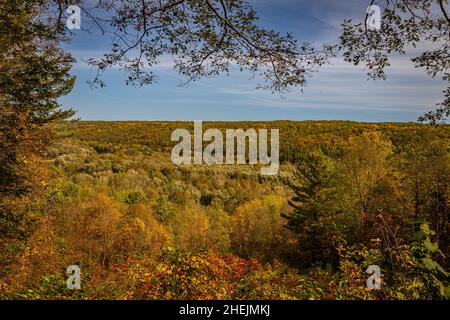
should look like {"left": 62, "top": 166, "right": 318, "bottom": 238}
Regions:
{"left": 59, "top": 0, "right": 447, "bottom": 122}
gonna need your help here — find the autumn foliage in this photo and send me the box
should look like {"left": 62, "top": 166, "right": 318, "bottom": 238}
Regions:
{"left": 0, "top": 121, "right": 448, "bottom": 300}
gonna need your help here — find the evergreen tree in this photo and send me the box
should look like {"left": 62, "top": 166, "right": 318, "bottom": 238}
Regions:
{"left": 282, "top": 150, "right": 337, "bottom": 266}
{"left": 0, "top": 0, "right": 75, "bottom": 250}
{"left": 0, "top": 0, "right": 75, "bottom": 195}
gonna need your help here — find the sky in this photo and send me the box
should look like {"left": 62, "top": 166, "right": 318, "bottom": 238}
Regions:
{"left": 58, "top": 0, "right": 447, "bottom": 122}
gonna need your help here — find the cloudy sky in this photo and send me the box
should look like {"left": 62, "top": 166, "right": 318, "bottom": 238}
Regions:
{"left": 59, "top": 0, "right": 447, "bottom": 122}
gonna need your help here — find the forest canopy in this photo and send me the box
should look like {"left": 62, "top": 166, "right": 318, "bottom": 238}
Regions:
{"left": 0, "top": 0, "right": 449, "bottom": 301}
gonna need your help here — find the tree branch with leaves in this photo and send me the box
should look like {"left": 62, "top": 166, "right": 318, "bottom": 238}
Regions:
{"left": 339, "top": 0, "right": 450, "bottom": 124}
{"left": 54, "top": 0, "right": 335, "bottom": 93}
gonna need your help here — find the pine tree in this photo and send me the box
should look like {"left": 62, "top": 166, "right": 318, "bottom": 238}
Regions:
{"left": 282, "top": 150, "right": 337, "bottom": 266}
{"left": 0, "top": 0, "right": 75, "bottom": 195}
{"left": 0, "top": 0, "right": 75, "bottom": 250}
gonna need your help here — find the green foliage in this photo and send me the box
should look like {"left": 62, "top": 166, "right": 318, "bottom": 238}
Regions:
{"left": 0, "top": 0, "right": 75, "bottom": 258}
{"left": 124, "top": 191, "right": 147, "bottom": 205}
{"left": 0, "top": 0, "right": 75, "bottom": 194}
{"left": 153, "top": 196, "right": 174, "bottom": 224}
{"left": 282, "top": 150, "right": 339, "bottom": 266}
{"left": 410, "top": 224, "right": 449, "bottom": 298}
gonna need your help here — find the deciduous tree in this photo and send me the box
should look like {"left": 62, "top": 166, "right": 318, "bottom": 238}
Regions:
{"left": 340, "top": 0, "right": 450, "bottom": 123}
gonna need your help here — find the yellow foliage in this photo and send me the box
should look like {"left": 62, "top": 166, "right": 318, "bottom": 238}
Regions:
{"left": 169, "top": 205, "right": 209, "bottom": 253}
{"left": 116, "top": 204, "right": 172, "bottom": 256}
{"left": 66, "top": 192, "right": 122, "bottom": 265}
{"left": 231, "top": 195, "right": 292, "bottom": 260}
{"left": 5, "top": 216, "right": 61, "bottom": 292}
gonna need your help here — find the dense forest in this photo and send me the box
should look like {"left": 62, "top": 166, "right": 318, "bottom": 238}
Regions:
{"left": 0, "top": 120, "right": 448, "bottom": 299}
{"left": 1, "top": 0, "right": 449, "bottom": 302}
